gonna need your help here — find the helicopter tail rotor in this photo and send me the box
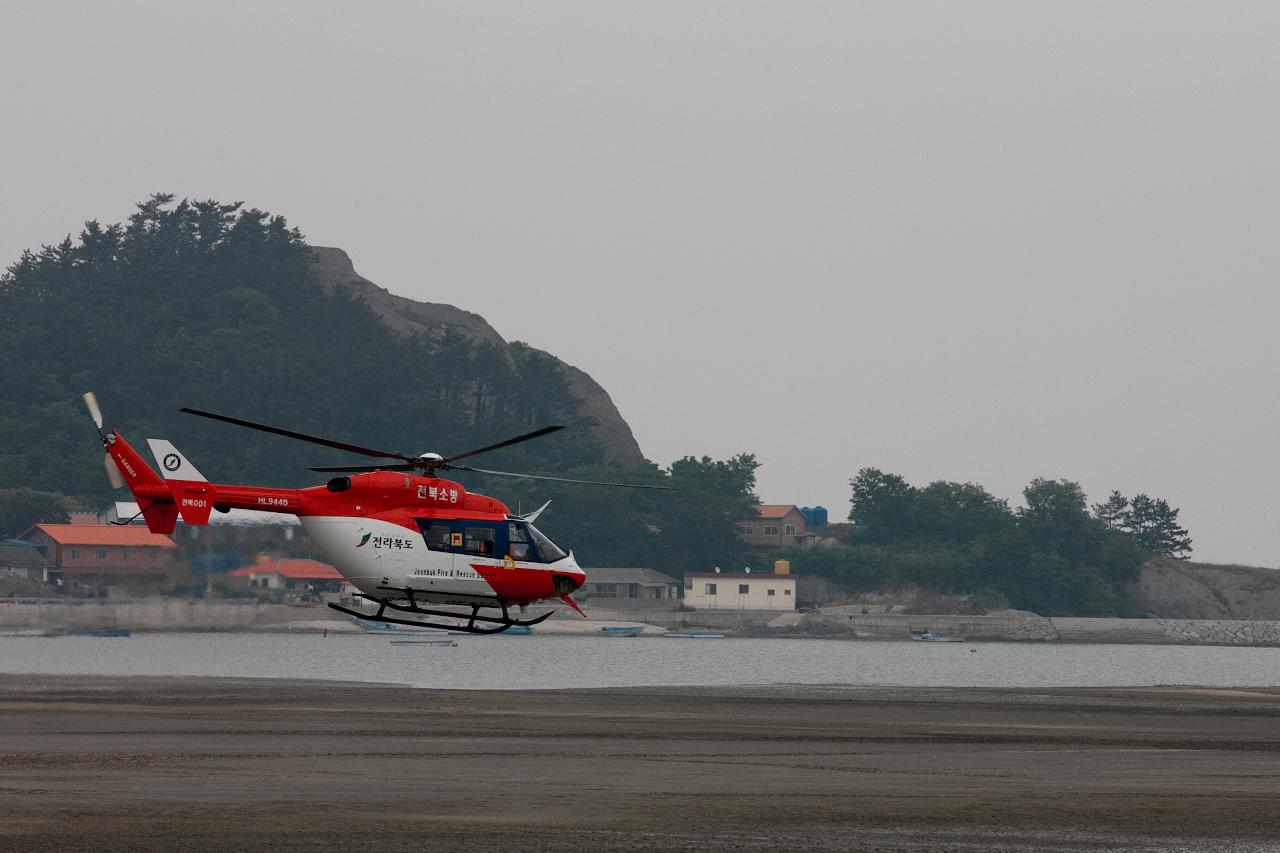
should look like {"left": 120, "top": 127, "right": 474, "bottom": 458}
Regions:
{"left": 102, "top": 452, "right": 126, "bottom": 490}
{"left": 83, "top": 391, "right": 105, "bottom": 434}
{"left": 83, "top": 392, "right": 126, "bottom": 490}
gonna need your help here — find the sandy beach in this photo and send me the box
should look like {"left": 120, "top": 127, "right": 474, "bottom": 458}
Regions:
{"left": 2, "top": 676, "right": 1280, "bottom": 851}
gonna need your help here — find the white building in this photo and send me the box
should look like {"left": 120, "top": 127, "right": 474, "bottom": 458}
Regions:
{"left": 682, "top": 570, "right": 796, "bottom": 611}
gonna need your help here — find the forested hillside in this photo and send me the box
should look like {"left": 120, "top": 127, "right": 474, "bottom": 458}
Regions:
{"left": 1, "top": 194, "right": 1209, "bottom": 611}
{"left": 769, "top": 470, "right": 1195, "bottom": 617}
{"left": 0, "top": 195, "right": 758, "bottom": 570}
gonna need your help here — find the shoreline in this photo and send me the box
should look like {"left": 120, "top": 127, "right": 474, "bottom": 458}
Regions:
{"left": 9, "top": 598, "right": 1280, "bottom": 647}
{"left": 4, "top": 676, "right": 1280, "bottom": 851}
{"left": 8, "top": 672, "right": 1280, "bottom": 695}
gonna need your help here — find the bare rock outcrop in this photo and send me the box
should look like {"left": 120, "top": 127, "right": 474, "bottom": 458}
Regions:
{"left": 308, "top": 247, "right": 643, "bottom": 465}
{"left": 310, "top": 246, "right": 509, "bottom": 350}
{"left": 1128, "top": 558, "right": 1280, "bottom": 619}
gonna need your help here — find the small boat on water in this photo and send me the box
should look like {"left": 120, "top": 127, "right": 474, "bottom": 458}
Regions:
{"left": 69, "top": 628, "right": 132, "bottom": 638}
{"left": 913, "top": 630, "right": 964, "bottom": 643}
{"left": 664, "top": 630, "right": 724, "bottom": 639}
{"left": 446, "top": 624, "right": 533, "bottom": 636}
{"left": 389, "top": 638, "right": 457, "bottom": 647}
{"left": 389, "top": 637, "right": 460, "bottom": 645}
{"left": 353, "top": 618, "right": 446, "bottom": 635}
{"left": 600, "top": 626, "right": 644, "bottom": 637}
{"left": 356, "top": 616, "right": 529, "bottom": 636}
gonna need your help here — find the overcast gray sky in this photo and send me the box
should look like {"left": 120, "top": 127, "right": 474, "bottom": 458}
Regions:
{"left": 3, "top": 2, "right": 1277, "bottom": 565}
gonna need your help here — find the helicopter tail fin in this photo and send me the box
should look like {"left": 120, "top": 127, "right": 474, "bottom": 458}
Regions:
{"left": 145, "top": 439, "right": 213, "bottom": 525}
{"left": 146, "top": 439, "right": 207, "bottom": 482}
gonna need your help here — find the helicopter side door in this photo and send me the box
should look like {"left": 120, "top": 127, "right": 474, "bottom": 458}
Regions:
{"left": 408, "top": 519, "right": 458, "bottom": 592}
{"left": 450, "top": 520, "right": 510, "bottom": 596}
{"left": 410, "top": 519, "right": 506, "bottom": 595}
{"left": 451, "top": 520, "right": 506, "bottom": 565}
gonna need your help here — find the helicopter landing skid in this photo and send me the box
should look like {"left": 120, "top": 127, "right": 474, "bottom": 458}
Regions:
{"left": 328, "top": 591, "right": 554, "bottom": 635}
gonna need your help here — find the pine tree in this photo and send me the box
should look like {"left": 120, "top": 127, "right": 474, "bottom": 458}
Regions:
{"left": 1092, "top": 490, "right": 1130, "bottom": 529}
{"left": 1147, "top": 498, "right": 1193, "bottom": 558}
{"left": 1125, "top": 494, "right": 1192, "bottom": 558}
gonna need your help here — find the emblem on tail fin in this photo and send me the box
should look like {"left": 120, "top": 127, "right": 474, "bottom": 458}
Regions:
{"left": 146, "top": 439, "right": 207, "bottom": 482}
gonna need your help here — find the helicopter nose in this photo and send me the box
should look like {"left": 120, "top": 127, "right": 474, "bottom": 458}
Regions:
{"left": 551, "top": 572, "right": 584, "bottom": 597}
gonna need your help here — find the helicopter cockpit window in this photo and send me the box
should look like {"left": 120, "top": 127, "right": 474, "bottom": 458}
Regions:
{"left": 527, "top": 524, "right": 568, "bottom": 563}
{"left": 422, "top": 522, "right": 451, "bottom": 552}
{"left": 507, "top": 522, "right": 532, "bottom": 560}
{"left": 463, "top": 526, "right": 496, "bottom": 557}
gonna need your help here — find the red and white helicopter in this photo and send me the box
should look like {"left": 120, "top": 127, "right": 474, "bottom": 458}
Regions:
{"left": 82, "top": 393, "right": 669, "bottom": 634}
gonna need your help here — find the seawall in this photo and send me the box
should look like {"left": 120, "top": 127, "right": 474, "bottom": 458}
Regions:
{"left": 0, "top": 600, "right": 350, "bottom": 633}
{"left": 9, "top": 599, "right": 1280, "bottom": 646}
{"left": 584, "top": 604, "right": 1280, "bottom": 647}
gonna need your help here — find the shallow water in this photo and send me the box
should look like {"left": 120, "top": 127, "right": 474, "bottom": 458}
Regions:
{"left": 3, "top": 633, "right": 1280, "bottom": 690}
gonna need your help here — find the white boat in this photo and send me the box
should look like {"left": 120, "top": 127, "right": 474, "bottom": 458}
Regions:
{"left": 389, "top": 638, "right": 457, "bottom": 646}
{"left": 600, "top": 626, "right": 644, "bottom": 637}
{"left": 353, "top": 617, "right": 446, "bottom": 635}
{"left": 913, "top": 630, "right": 964, "bottom": 643}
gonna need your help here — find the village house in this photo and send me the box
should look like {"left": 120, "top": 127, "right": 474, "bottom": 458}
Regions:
{"left": 229, "top": 558, "right": 346, "bottom": 594}
{"left": 577, "top": 567, "right": 681, "bottom": 602}
{"left": 735, "top": 505, "right": 816, "bottom": 550}
{"left": 0, "top": 539, "right": 49, "bottom": 583}
{"left": 682, "top": 564, "right": 797, "bottom": 611}
{"left": 20, "top": 523, "right": 176, "bottom": 597}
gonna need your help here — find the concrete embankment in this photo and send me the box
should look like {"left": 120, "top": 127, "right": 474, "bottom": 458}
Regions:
{"left": 8, "top": 598, "right": 1280, "bottom": 646}
{"left": 823, "top": 612, "right": 1280, "bottom": 646}
{"left": 0, "top": 599, "right": 353, "bottom": 634}
{"left": 584, "top": 604, "right": 1280, "bottom": 647}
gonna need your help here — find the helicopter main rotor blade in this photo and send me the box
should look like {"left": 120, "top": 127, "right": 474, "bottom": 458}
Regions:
{"left": 442, "top": 425, "right": 565, "bottom": 465}
{"left": 181, "top": 408, "right": 418, "bottom": 463}
{"left": 309, "top": 463, "right": 420, "bottom": 474}
{"left": 451, "top": 464, "right": 675, "bottom": 490}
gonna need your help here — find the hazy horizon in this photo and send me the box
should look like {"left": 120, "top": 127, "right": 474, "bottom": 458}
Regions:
{"left": 3, "top": 2, "right": 1277, "bottom": 565}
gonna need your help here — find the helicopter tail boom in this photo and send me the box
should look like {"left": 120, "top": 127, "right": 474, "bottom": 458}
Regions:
{"left": 106, "top": 431, "right": 301, "bottom": 533}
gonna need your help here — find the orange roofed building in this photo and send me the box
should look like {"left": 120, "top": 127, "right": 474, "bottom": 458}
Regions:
{"left": 734, "top": 505, "right": 816, "bottom": 550}
{"left": 21, "top": 523, "right": 176, "bottom": 597}
{"left": 230, "top": 559, "right": 346, "bottom": 593}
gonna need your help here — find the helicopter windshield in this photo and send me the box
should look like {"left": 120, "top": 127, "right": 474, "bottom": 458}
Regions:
{"left": 506, "top": 520, "right": 567, "bottom": 563}
{"left": 528, "top": 523, "right": 568, "bottom": 562}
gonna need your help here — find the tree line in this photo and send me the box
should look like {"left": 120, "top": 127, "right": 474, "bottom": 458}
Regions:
{"left": 767, "top": 469, "right": 1192, "bottom": 617}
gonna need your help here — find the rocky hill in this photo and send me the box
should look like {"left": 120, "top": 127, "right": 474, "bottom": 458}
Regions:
{"left": 0, "top": 195, "right": 644, "bottom": 498}
{"left": 1128, "top": 558, "right": 1280, "bottom": 619}
{"left": 309, "top": 247, "right": 642, "bottom": 465}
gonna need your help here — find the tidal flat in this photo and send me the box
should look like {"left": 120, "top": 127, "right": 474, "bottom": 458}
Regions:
{"left": 2, "top": 676, "right": 1280, "bottom": 851}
